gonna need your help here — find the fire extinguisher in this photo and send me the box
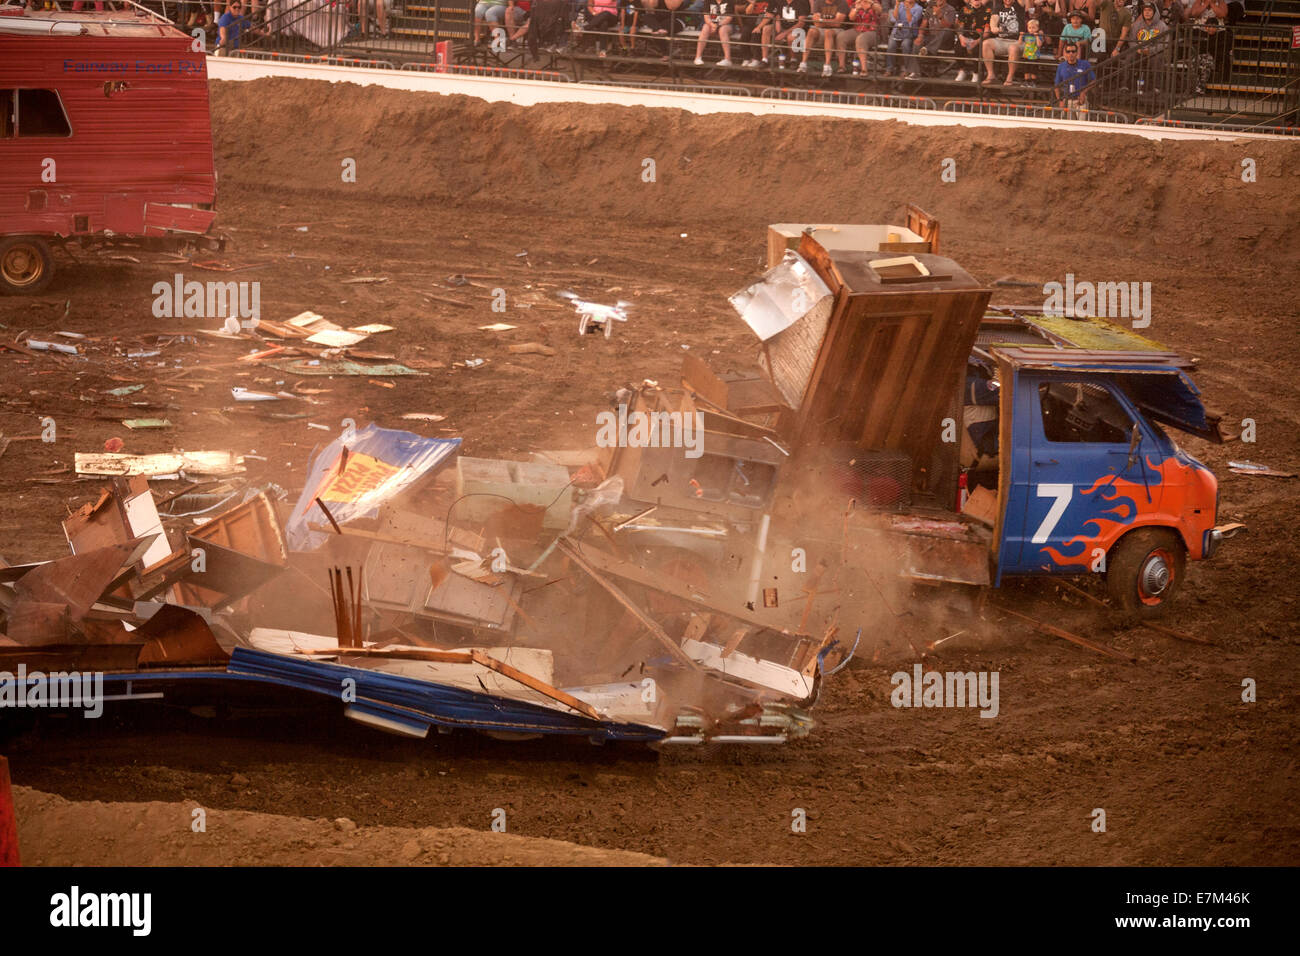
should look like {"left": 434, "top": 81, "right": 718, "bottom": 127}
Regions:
{"left": 956, "top": 470, "right": 969, "bottom": 512}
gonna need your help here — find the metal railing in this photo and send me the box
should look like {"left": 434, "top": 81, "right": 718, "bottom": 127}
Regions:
{"left": 1082, "top": 22, "right": 1299, "bottom": 125}
{"left": 760, "top": 87, "right": 939, "bottom": 109}
{"left": 942, "top": 97, "right": 1130, "bottom": 123}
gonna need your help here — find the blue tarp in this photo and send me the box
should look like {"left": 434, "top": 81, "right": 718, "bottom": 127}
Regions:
{"left": 227, "top": 647, "right": 667, "bottom": 741}
{"left": 285, "top": 423, "right": 461, "bottom": 551}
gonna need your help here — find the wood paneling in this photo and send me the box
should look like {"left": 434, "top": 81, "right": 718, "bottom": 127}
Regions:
{"left": 792, "top": 244, "right": 992, "bottom": 492}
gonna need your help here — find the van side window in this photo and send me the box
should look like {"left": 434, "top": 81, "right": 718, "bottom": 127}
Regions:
{"left": 1039, "top": 382, "right": 1133, "bottom": 444}
{"left": 0, "top": 89, "right": 72, "bottom": 138}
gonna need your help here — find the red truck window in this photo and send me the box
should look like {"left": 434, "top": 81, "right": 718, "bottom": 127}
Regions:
{"left": 0, "top": 89, "right": 72, "bottom": 138}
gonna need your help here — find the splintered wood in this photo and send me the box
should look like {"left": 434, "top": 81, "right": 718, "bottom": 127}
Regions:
{"left": 330, "top": 565, "right": 364, "bottom": 648}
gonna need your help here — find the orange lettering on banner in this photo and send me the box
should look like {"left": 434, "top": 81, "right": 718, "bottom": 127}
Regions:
{"left": 320, "top": 452, "right": 401, "bottom": 504}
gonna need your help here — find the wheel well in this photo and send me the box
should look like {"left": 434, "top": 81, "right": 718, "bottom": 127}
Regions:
{"left": 1107, "top": 523, "right": 1188, "bottom": 562}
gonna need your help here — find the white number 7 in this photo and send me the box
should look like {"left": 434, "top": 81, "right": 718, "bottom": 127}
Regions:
{"left": 1032, "top": 483, "right": 1073, "bottom": 543}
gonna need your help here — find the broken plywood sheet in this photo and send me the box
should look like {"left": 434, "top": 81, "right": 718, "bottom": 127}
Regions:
{"left": 681, "top": 638, "right": 813, "bottom": 700}
{"left": 74, "top": 451, "right": 245, "bottom": 478}
{"left": 364, "top": 541, "right": 520, "bottom": 631}
{"left": 175, "top": 492, "right": 289, "bottom": 607}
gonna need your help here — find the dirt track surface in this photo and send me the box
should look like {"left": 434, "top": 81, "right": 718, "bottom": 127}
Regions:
{"left": 1, "top": 78, "right": 1298, "bottom": 866}
{"left": 13, "top": 786, "right": 666, "bottom": 866}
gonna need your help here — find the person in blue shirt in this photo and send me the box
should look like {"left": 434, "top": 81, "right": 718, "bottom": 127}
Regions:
{"left": 217, "top": 0, "right": 252, "bottom": 53}
{"left": 1053, "top": 41, "right": 1095, "bottom": 107}
{"left": 885, "top": 0, "right": 924, "bottom": 76}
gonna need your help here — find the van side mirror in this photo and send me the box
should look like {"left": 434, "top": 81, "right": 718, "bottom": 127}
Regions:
{"left": 1125, "top": 422, "right": 1142, "bottom": 470}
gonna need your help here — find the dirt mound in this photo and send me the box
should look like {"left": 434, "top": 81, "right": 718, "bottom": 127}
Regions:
{"left": 13, "top": 786, "right": 667, "bottom": 866}
{"left": 211, "top": 77, "right": 1298, "bottom": 266}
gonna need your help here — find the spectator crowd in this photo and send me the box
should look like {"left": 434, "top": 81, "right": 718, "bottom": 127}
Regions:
{"left": 477, "top": 0, "right": 1248, "bottom": 106}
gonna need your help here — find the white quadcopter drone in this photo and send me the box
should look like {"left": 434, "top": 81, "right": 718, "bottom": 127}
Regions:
{"left": 558, "top": 290, "right": 630, "bottom": 339}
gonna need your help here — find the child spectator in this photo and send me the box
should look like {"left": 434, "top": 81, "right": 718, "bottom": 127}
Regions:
{"left": 800, "top": 0, "right": 849, "bottom": 74}
{"left": 694, "top": 0, "right": 738, "bottom": 64}
{"left": 1053, "top": 40, "right": 1094, "bottom": 106}
{"left": 1059, "top": 8, "right": 1090, "bottom": 54}
{"left": 1022, "top": 17, "right": 1046, "bottom": 59}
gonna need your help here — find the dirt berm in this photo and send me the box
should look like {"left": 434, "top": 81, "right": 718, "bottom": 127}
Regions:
{"left": 212, "top": 77, "right": 1298, "bottom": 268}
{"left": 14, "top": 787, "right": 668, "bottom": 866}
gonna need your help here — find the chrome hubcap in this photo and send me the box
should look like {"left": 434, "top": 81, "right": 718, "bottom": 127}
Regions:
{"left": 1140, "top": 554, "right": 1171, "bottom": 596}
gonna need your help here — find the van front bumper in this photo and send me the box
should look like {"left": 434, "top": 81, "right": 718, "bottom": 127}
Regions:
{"left": 1203, "top": 523, "right": 1247, "bottom": 559}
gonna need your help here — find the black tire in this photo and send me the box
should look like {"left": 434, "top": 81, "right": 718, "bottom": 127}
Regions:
{"left": 1105, "top": 527, "right": 1187, "bottom": 618}
{"left": 0, "top": 236, "right": 55, "bottom": 295}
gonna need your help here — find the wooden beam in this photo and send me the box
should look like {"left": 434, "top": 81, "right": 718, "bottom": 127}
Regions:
{"left": 292, "top": 643, "right": 602, "bottom": 720}
{"left": 560, "top": 540, "right": 811, "bottom": 639}
{"left": 1055, "top": 579, "right": 1214, "bottom": 646}
{"left": 557, "top": 539, "right": 701, "bottom": 670}
{"left": 994, "top": 605, "right": 1136, "bottom": 662}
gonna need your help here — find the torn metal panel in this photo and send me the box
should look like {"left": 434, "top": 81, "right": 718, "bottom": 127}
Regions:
{"left": 286, "top": 424, "right": 461, "bottom": 551}
{"left": 5, "top": 601, "right": 72, "bottom": 646}
{"left": 729, "top": 250, "right": 833, "bottom": 343}
{"left": 10, "top": 538, "right": 156, "bottom": 642}
{"left": 560, "top": 539, "right": 810, "bottom": 639}
{"left": 135, "top": 605, "right": 230, "bottom": 667}
{"left": 227, "top": 646, "right": 667, "bottom": 741}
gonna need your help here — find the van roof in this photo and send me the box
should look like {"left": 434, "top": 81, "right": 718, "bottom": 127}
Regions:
{"left": 979, "top": 308, "right": 1197, "bottom": 370}
{"left": 0, "top": 8, "right": 183, "bottom": 40}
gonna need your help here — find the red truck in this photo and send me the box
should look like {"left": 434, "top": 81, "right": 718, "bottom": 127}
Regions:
{"left": 0, "top": 4, "right": 222, "bottom": 294}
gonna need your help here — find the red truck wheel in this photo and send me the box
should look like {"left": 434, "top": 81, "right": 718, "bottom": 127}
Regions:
{"left": 1105, "top": 528, "right": 1187, "bottom": 617}
{"left": 0, "top": 237, "right": 54, "bottom": 295}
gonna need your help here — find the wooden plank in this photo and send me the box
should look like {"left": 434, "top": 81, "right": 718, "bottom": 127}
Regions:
{"left": 308, "top": 522, "right": 452, "bottom": 555}
{"left": 560, "top": 540, "right": 811, "bottom": 639}
{"left": 294, "top": 644, "right": 602, "bottom": 721}
{"left": 1055, "top": 579, "right": 1214, "bottom": 646}
{"left": 994, "top": 605, "right": 1136, "bottom": 662}
{"left": 556, "top": 539, "right": 701, "bottom": 669}
{"left": 467, "top": 649, "right": 601, "bottom": 720}
{"left": 681, "top": 353, "right": 729, "bottom": 411}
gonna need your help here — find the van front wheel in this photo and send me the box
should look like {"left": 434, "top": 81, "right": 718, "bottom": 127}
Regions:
{"left": 0, "top": 237, "right": 55, "bottom": 295}
{"left": 1106, "top": 528, "right": 1186, "bottom": 618}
